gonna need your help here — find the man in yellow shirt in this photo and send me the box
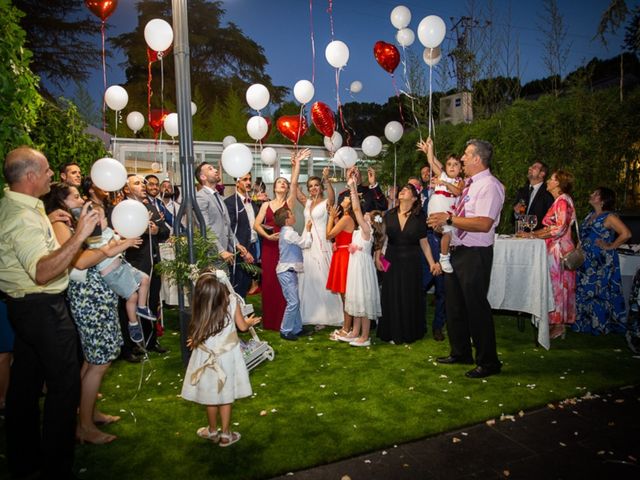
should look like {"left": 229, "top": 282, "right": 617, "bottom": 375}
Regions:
{"left": 0, "top": 147, "right": 100, "bottom": 479}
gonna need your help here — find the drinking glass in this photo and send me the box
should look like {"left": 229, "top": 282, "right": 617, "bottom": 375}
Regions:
{"left": 529, "top": 215, "right": 538, "bottom": 231}
{"left": 522, "top": 215, "right": 531, "bottom": 233}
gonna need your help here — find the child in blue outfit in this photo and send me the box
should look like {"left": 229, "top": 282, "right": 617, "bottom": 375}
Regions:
{"left": 273, "top": 207, "right": 312, "bottom": 340}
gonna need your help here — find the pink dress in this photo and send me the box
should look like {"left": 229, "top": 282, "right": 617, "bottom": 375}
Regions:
{"left": 542, "top": 194, "right": 576, "bottom": 325}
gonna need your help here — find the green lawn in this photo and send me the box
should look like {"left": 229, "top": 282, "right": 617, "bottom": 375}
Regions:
{"left": 2, "top": 297, "right": 639, "bottom": 480}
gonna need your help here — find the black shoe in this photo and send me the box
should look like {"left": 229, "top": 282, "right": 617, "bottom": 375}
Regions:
{"left": 436, "top": 355, "right": 474, "bottom": 364}
{"left": 433, "top": 329, "right": 445, "bottom": 342}
{"left": 280, "top": 332, "right": 298, "bottom": 341}
{"left": 465, "top": 365, "right": 501, "bottom": 378}
{"left": 148, "top": 343, "right": 168, "bottom": 354}
{"left": 119, "top": 352, "right": 142, "bottom": 363}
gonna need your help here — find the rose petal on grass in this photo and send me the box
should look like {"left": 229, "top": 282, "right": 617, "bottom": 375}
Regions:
{"left": 317, "top": 413, "right": 323, "bottom": 416}
{"left": 382, "top": 451, "right": 388, "bottom": 455}
{"left": 364, "top": 459, "right": 371, "bottom": 464}
{"left": 271, "top": 408, "right": 277, "bottom": 413}
{"left": 559, "top": 442, "right": 567, "bottom": 447}
{"left": 260, "top": 410, "right": 267, "bottom": 416}
{"left": 486, "top": 419, "right": 496, "bottom": 426}
{"left": 452, "top": 437, "right": 461, "bottom": 443}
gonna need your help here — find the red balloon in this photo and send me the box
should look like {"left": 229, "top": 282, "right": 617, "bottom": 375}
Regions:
{"left": 147, "top": 46, "right": 172, "bottom": 63}
{"left": 85, "top": 0, "right": 118, "bottom": 22}
{"left": 373, "top": 41, "right": 400, "bottom": 74}
{"left": 311, "top": 102, "right": 335, "bottom": 138}
{"left": 261, "top": 116, "right": 273, "bottom": 142}
{"left": 149, "top": 108, "right": 169, "bottom": 134}
{"left": 276, "top": 115, "right": 308, "bottom": 144}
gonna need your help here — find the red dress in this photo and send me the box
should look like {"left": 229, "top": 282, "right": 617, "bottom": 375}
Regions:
{"left": 326, "top": 230, "right": 353, "bottom": 294}
{"left": 260, "top": 205, "right": 287, "bottom": 331}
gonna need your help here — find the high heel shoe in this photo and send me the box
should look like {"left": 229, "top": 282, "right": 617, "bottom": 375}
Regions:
{"left": 549, "top": 325, "right": 566, "bottom": 340}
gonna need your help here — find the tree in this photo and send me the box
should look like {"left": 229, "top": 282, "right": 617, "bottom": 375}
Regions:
{"left": 624, "top": 5, "right": 640, "bottom": 54}
{"left": 72, "top": 81, "right": 101, "bottom": 126}
{"left": 538, "top": 0, "right": 571, "bottom": 96}
{"left": 13, "top": 0, "right": 103, "bottom": 88}
{"left": 111, "top": 0, "right": 286, "bottom": 132}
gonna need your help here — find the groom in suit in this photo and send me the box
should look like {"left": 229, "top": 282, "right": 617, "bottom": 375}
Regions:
{"left": 225, "top": 173, "right": 259, "bottom": 298}
{"left": 513, "top": 161, "right": 554, "bottom": 231}
{"left": 195, "top": 163, "right": 254, "bottom": 285}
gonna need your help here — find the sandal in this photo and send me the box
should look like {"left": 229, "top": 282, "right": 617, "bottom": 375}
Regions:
{"left": 329, "top": 329, "right": 349, "bottom": 341}
{"left": 196, "top": 426, "right": 220, "bottom": 443}
{"left": 219, "top": 431, "right": 241, "bottom": 448}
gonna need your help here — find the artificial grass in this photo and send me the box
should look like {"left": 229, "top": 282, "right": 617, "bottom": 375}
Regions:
{"left": 1, "top": 297, "right": 639, "bottom": 479}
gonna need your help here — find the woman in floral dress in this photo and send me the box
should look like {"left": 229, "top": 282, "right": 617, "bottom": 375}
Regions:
{"left": 574, "top": 187, "right": 631, "bottom": 335}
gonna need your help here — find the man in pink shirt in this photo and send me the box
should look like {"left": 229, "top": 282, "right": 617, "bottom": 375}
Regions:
{"left": 428, "top": 139, "right": 505, "bottom": 378}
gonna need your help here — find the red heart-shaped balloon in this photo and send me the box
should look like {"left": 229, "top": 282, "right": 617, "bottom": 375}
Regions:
{"left": 277, "top": 115, "right": 308, "bottom": 144}
{"left": 149, "top": 108, "right": 169, "bottom": 134}
{"left": 85, "top": 0, "right": 118, "bottom": 22}
{"left": 311, "top": 102, "right": 335, "bottom": 138}
{"left": 373, "top": 41, "right": 400, "bottom": 74}
{"left": 147, "top": 46, "right": 172, "bottom": 63}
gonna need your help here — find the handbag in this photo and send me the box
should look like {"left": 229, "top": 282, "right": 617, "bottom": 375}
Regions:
{"left": 562, "top": 221, "right": 585, "bottom": 270}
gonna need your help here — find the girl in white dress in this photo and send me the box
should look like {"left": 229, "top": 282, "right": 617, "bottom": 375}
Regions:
{"left": 339, "top": 178, "right": 383, "bottom": 346}
{"left": 290, "top": 156, "right": 344, "bottom": 326}
{"left": 181, "top": 270, "right": 261, "bottom": 447}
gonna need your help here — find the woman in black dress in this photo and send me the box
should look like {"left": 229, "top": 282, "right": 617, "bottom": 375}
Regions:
{"left": 376, "top": 184, "right": 441, "bottom": 343}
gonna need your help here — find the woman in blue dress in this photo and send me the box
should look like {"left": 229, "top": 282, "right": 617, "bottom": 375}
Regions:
{"left": 574, "top": 187, "right": 631, "bottom": 335}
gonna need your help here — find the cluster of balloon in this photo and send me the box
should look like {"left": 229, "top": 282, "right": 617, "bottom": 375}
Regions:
{"left": 311, "top": 102, "right": 335, "bottom": 138}
{"left": 112, "top": 199, "right": 149, "bottom": 239}
{"left": 390, "top": 5, "right": 415, "bottom": 47}
{"left": 104, "top": 85, "right": 128, "bottom": 112}
{"left": 417, "top": 15, "right": 446, "bottom": 66}
{"left": 349, "top": 81, "right": 363, "bottom": 94}
{"left": 276, "top": 115, "right": 308, "bottom": 145}
{"left": 333, "top": 146, "right": 358, "bottom": 169}
{"left": 126, "top": 111, "right": 145, "bottom": 134}
{"left": 325, "top": 40, "right": 350, "bottom": 69}
{"left": 222, "top": 143, "right": 253, "bottom": 178}
{"left": 261, "top": 147, "right": 277, "bottom": 166}
{"left": 373, "top": 41, "right": 401, "bottom": 74}
{"left": 85, "top": 0, "right": 119, "bottom": 22}
{"left": 149, "top": 108, "right": 169, "bottom": 136}
{"left": 323, "top": 131, "right": 343, "bottom": 154}
{"left": 90, "top": 157, "right": 127, "bottom": 192}
{"left": 361, "top": 135, "right": 383, "bottom": 157}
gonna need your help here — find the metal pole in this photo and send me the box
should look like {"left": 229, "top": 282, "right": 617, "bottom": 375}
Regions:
{"left": 172, "top": 0, "right": 206, "bottom": 365}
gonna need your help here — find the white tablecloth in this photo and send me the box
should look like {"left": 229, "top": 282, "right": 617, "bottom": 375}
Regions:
{"left": 488, "top": 236, "right": 554, "bottom": 349}
{"left": 619, "top": 253, "right": 640, "bottom": 313}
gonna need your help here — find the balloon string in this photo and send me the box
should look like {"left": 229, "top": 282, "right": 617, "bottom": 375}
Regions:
{"left": 391, "top": 75, "right": 406, "bottom": 126}
{"left": 428, "top": 60, "right": 434, "bottom": 139}
{"left": 335, "top": 68, "right": 350, "bottom": 147}
{"left": 309, "top": 0, "right": 316, "bottom": 83}
{"left": 113, "top": 110, "right": 118, "bottom": 156}
{"left": 392, "top": 144, "right": 397, "bottom": 209}
{"left": 295, "top": 104, "right": 305, "bottom": 151}
{"left": 400, "top": 45, "right": 422, "bottom": 142}
{"left": 327, "top": 0, "right": 334, "bottom": 39}
{"left": 160, "top": 57, "right": 165, "bottom": 114}
{"left": 101, "top": 20, "right": 107, "bottom": 134}
{"left": 147, "top": 59, "right": 153, "bottom": 133}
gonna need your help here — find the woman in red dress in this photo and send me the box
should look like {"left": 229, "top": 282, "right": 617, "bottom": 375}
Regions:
{"left": 326, "top": 194, "right": 356, "bottom": 340}
{"left": 253, "top": 149, "right": 310, "bottom": 330}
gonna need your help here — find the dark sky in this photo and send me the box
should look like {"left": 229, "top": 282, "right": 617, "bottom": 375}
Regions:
{"left": 56, "top": 0, "right": 634, "bottom": 112}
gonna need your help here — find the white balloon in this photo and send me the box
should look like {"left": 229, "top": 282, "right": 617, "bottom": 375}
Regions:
{"left": 361, "top": 136, "right": 383, "bottom": 157}
{"left": 111, "top": 199, "right": 150, "bottom": 239}
{"left": 222, "top": 143, "right": 253, "bottom": 178}
{"left": 384, "top": 121, "right": 404, "bottom": 143}
{"left": 333, "top": 146, "right": 358, "bottom": 169}
{"left": 423, "top": 47, "right": 442, "bottom": 67}
{"left": 417, "top": 15, "right": 447, "bottom": 48}
{"left": 323, "top": 132, "right": 343, "bottom": 153}
{"left": 246, "top": 83, "right": 270, "bottom": 111}
{"left": 325, "top": 40, "right": 349, "bottom": 68}
{"left": 104, "top": 85, "right": 128, "bottom": 111}
{"left": 261, "top": 147, "right": 277, "bottom": 166}
{"left": 396, "top": 28, "right": 415, "bottom": 47}
{"left": 350, "top": 80, "right": 363, "bottom": 94}
{"left": 164, "top": 113, "right": 179, "bottom": 137}
{"left": 222, "top": 135, "right": 237, "bottom": 148}
{"left": 246, "top": 115, "right": 268, "bottom": 141}
{"left": 191, "top": 101, "right": 197, "bottom": 115}
{"left": 144, "top": 19, "right": 174, "bottom": 52}
{"left": 90, "top": 158, "right": 127, "bottom": 192}
{"left": 293, "top": 80, "right": 315, "bottom": 104}
{"left": 390, "top": 5, "right": 412, "bottom": 29}
{"left": 126, "top": 111, "right": 144, "bottom": 133}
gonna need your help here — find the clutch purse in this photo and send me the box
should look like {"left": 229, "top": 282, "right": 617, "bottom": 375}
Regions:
{"left": 379, "top": 254, "right": 391, "bottom": 272}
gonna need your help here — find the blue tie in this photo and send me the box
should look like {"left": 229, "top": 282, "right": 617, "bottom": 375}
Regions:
{"left": 157, "top": 199, "right": 173, "bottom": 227}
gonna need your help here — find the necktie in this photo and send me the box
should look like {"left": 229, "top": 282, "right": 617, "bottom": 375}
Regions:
{"left": 244, "top": 197, "right": 251, "bottom": 204}
{"left": 526, "top": 185, "right": 534, "bottom": 214}
{"left": 158, "top": 199, "right": 173, "bottom": 227}
{"left": 212, "top": 190, "right": 224, "bottom": 213}
{"left": 454, "top": 178, "right": 473, "bottom": 240}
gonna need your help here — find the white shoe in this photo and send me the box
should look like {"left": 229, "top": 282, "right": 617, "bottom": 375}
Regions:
{"left": 349, "top": 338, "right": 371, "bottom": 347}
{"left": 439, "top": 254, "right": 453, "bottom": 273}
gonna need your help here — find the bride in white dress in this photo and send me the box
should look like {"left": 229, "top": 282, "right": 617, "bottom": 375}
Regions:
{"left": 291, "top": 157, "right": 344, "bottom": 326}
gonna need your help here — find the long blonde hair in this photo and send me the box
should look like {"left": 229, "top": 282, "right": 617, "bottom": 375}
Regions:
{"left": 189, "top": 273, "right": 230, "bottom": 347}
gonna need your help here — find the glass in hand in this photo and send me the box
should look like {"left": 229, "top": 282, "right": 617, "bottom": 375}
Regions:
{"left": 529, "top": 215, "right": 538, "bottom": 231}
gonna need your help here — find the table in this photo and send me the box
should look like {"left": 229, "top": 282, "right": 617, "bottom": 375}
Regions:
{"left": 619, "top": 252, "right": 640, "bottom": 314}
{"left": 488, "top": 236, "right": 555, "bottom": 349}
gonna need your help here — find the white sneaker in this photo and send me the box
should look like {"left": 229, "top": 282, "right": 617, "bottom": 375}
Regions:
{"left": 439, "top": 253, "right": 453, "bottom": 273}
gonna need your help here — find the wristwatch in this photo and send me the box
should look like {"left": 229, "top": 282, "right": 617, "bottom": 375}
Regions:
{"left": 446, "top": 213, "right": 453, "bottom": 226}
